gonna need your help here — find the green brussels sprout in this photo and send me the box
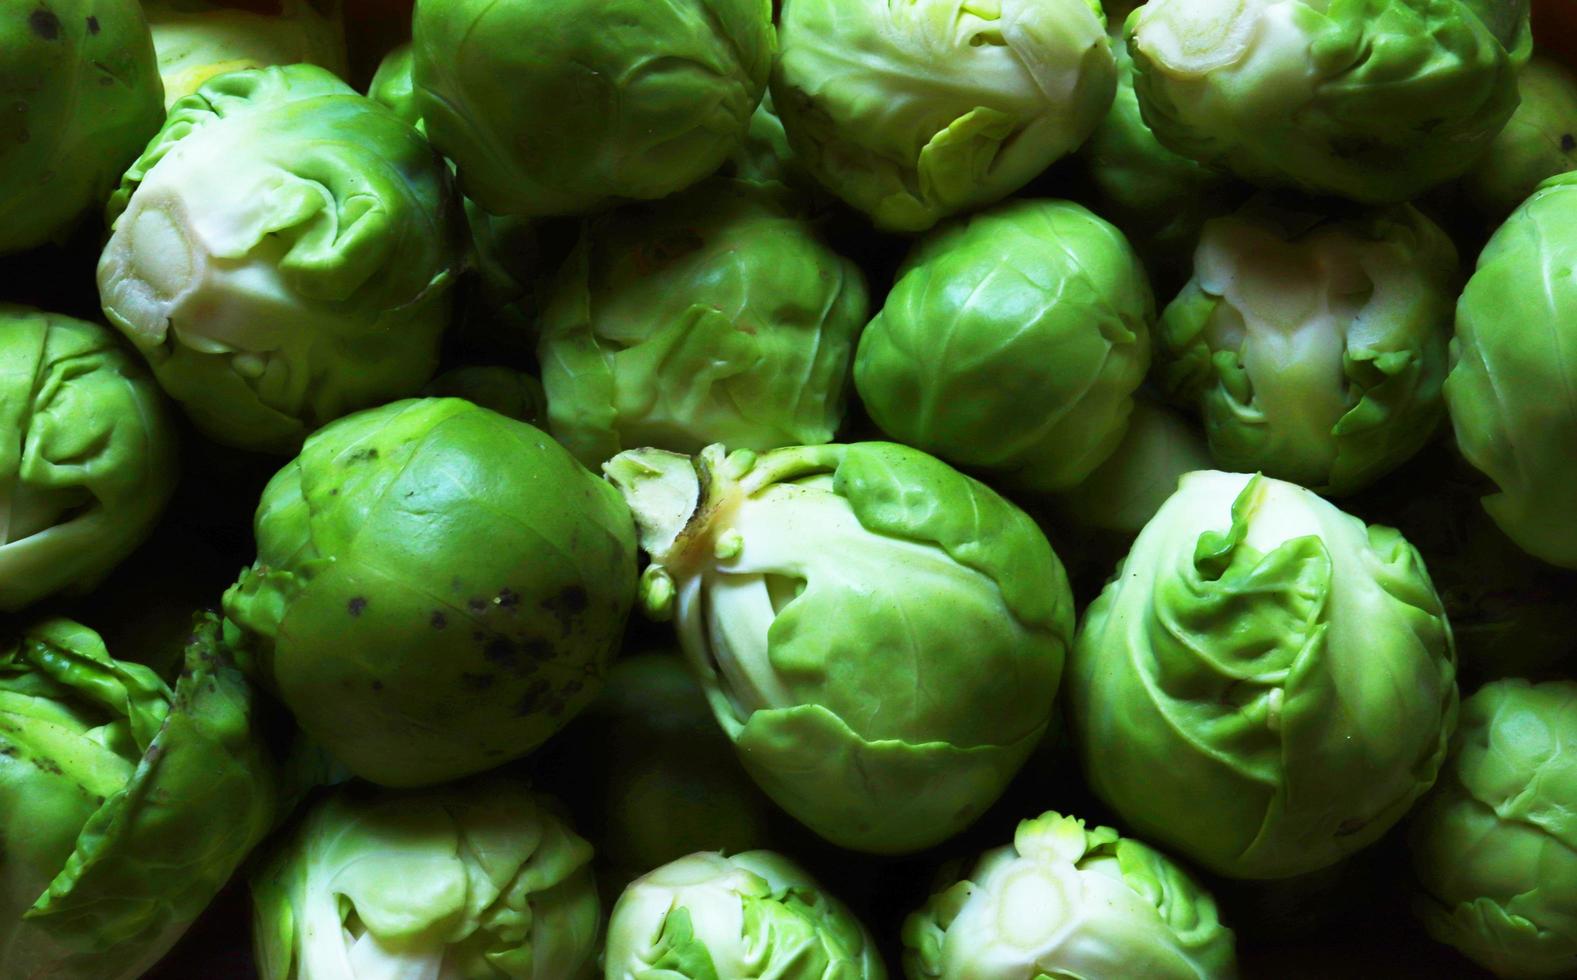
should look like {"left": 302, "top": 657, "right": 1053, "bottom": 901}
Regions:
{"left": 902, "top": 811, "right": 1238, "bottom": 979}
{"left": 1053, "top": 398, "right": 1212, "bottom": 536}
{"left": 1156, "top": 198, "right": 1457, "bottom": 496}
{"left": 251, "top": 777, "right": 600, "bottom": 980}
{"left": 541, "top": 653, "right": 775, "bottom": 892}
{"left": 0, "top": 1, "right": 164, "bottom": 256}
{"left": 606, "top": 442, "right": 1074, "bottom": 854}
{"left": 723, "top": 91, "right": 805, "bottom": 191}
{"left": 1447, "top": 171, "right": 1577, "bottom": 569}
{"left": 1410, "top": 679, "right": 1577, "bottom": 979}
{"left": 1127, "top": 0, "right": 1531, "bottom": 203}
{"left": 144, "top": 0, "right": 348, "bottom": 108}
{"left": 223, "top": 398, "right": 637, "bottom": 788}
{"left": 1463, "top": 56, "right": 1577, "bottom": 219}
{"left": 0, "top": 615, "right": 276, "bottom": 980}
{"left": 540, "top": 180, "right": 868, "bottom": 468}
{"left": 772, "top": 0, "right": 1117, "bottom": 232}
{"left": 1081, "top": 37, "right": 1242, "bottom": 284}
{"left": 1067, "top": 470, "right": 1458, "bottom": 879}
{"left": 853, "top": 198, "right": 1153, "bottom": 494}
{"left": 604, "top": 850, "right": 886, "bottom": 979}
{"left": 423, "top": 366, "right": 547, "bottom": 428}
{"left": 367, "top": 44, "right": 547, "bottom": 351}
{"left": 366, "top": 40, "right": 420, "bottom": 130}
{"left": 97, "top": 64, "right": 464, "bottom": 454}
{"left": 0, "top": 307, "right": 179, "bottom": 613}
{"left": 411, "top": 0, "right": 774, "bottom": 219}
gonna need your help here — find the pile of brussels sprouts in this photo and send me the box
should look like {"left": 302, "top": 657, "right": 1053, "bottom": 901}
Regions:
{"left": 4, "top": 0, "right": 1577, "bottom": 977}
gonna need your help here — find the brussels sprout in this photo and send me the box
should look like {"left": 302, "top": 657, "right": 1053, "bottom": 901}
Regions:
{"left": 854, "top": 198, "right": 1153, "bottom": 493}
{"left": 604, "top": 850, "right": 885, "bottom": 979}
{"left": 98, "top": 64, "right": 464, "bottom": 454}
{"left": 0, "top": 615, "right": 276, "bottom": 980}
{"left": 1127, "top": 0, "right": 1531, "bottom": 203}
{"left": 1081, "top": 36, "right": 1242, "bottom": 285}
{"left": 541, "top": 653, "right": 775, "bottom": 892}
{"left": 251, "top": 777, "right": 600, "bottom": 980}
{"left": 144, "top": 0, "right": 348, "bottom": 108}
{"left": 1067, "top": 470, "right": 1458, "bottom": 879}
{"left": 1156, "top": 198, "right": 1457, "bottom": 496}
{"left": 1410, "top": 679, "right": 1577, "bottom": 979}
{"left": 1447, "top": 171, "right": 1577, "bottom": 569}
{"left": 0, "top": 1, "right": 164, "bottom": 255}
{"left": 606, "top": 442, "right": 1073, "bottom": 854}
{"left": 411, "top": 0, "right": 774, "bottom": 219}
{"left": 723, "top": 92, "right": 806, "bottom": 191}
{"left": 423, "top": 366, "right": 547, "bottom": 427}
{"left": 365, "top": 40, "right": 420, "bottom": 130}
{"left": 1463, "top": 56, "right": 1577, "bottom": 219}
{"left": 902, "top": 811, "right": 1238, "bottom": 979}
{"left": 0, "top": 307, "right": 179, "bottom": 613}
{"left": 772, "top": 0, "right": 1117, "bottom": 232}
{"left": 223, "top": 398, "right": 637, "bottom": 788}
{"left": 540, "top": 180, "right": 868, "bottom": 468}
{"left": 1054, "top": 398, "right": 1212, "bottom": 536}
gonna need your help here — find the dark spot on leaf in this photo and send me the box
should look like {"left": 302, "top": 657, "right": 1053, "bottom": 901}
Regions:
{"left": 496, "top": 588, "right": 520, "bottom": 610}
{"left": 1563, "top": 133, "right": 1576, "bottom": 153}
{"left": 540, "top": 585, "right": 589, "bottom": 636}
{"left": 347, "top": 597, "right": 367, "bottom": 617}
{"left": 29, "top": 11, "right": 60, "bottom": 40}
{"left": 460, "top": 672, "right": 496, "bottom": 691}
{"left": 1335, "top": 817, "right": 1368, "bottom": 837}
{"left": 516, "top": 679, "right": 552, "bottom": 715}
{"left": 468, "top": 598, "right": 489, "bottom": 614}
{"left": 371, "top": 680, "right": 383, "bottom": 692}
{"left": 85, "top": 15, "right": 98, "bottom": 34}
{"left": 521, "top": 637, "right": 555, "bottom": 662}
{"left": 346, "top": 448, "right": 380, "bottom": 464}
{"left": 430, "top": 611, "right": 448, "bottom": 630}
{"left": 562, "top": 679, "right": 584, "bottom": 697}
{"left": 483, "top": 638, "right": 517, "bottom": 668}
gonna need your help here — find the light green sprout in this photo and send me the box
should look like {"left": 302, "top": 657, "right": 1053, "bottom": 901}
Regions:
{"left": 1156, "top": 197, "right": 1457, "bottom": 495}
{"left": 412, "top": 0, "right": 774, "bottom": 218}
{"left": 0, "top": 1, "right": 165, "bottom": 254}
{"left": 144, "top": 0, "right": 347, "bottom": 108}
{"left": 854, "top": 198, "right": 1153, "bottom": 493}
{"left": 252, "top": 777, "right": 600, "bottom": 980}
{"left": 1127, "top": 0, "right": 1531, "bottom": 203}
{"left": 903, "top": 811, "right": 1238, "bottom": 979}
{"left": 1410, "top": 679, "right": 1577, "bottom": 979}
{"left": 772, "top": 0, "right": 1117, "bottom": 232}
{"left": 606, "top": 441, "right": 1073, "bottom": 854}
{"left": 539, "top": 179, "right": 868, "bottom": 468}
{"left": 1446, "top": 171, "right": 1577, "bottom": 570}
{"left": 604, "top": 850, "right": 885, "bottom": 979}
{"left": 1067, "top": 470, "right": 1458, "bottom": 879}
{"left": 98, "top": 64, "right": 464, "bottom": 453}
{"left": 0, "top": 307, "right": 178, "bottom": 613}
{"left": 0, "top": 615, "right": 276, "bottom": 980}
